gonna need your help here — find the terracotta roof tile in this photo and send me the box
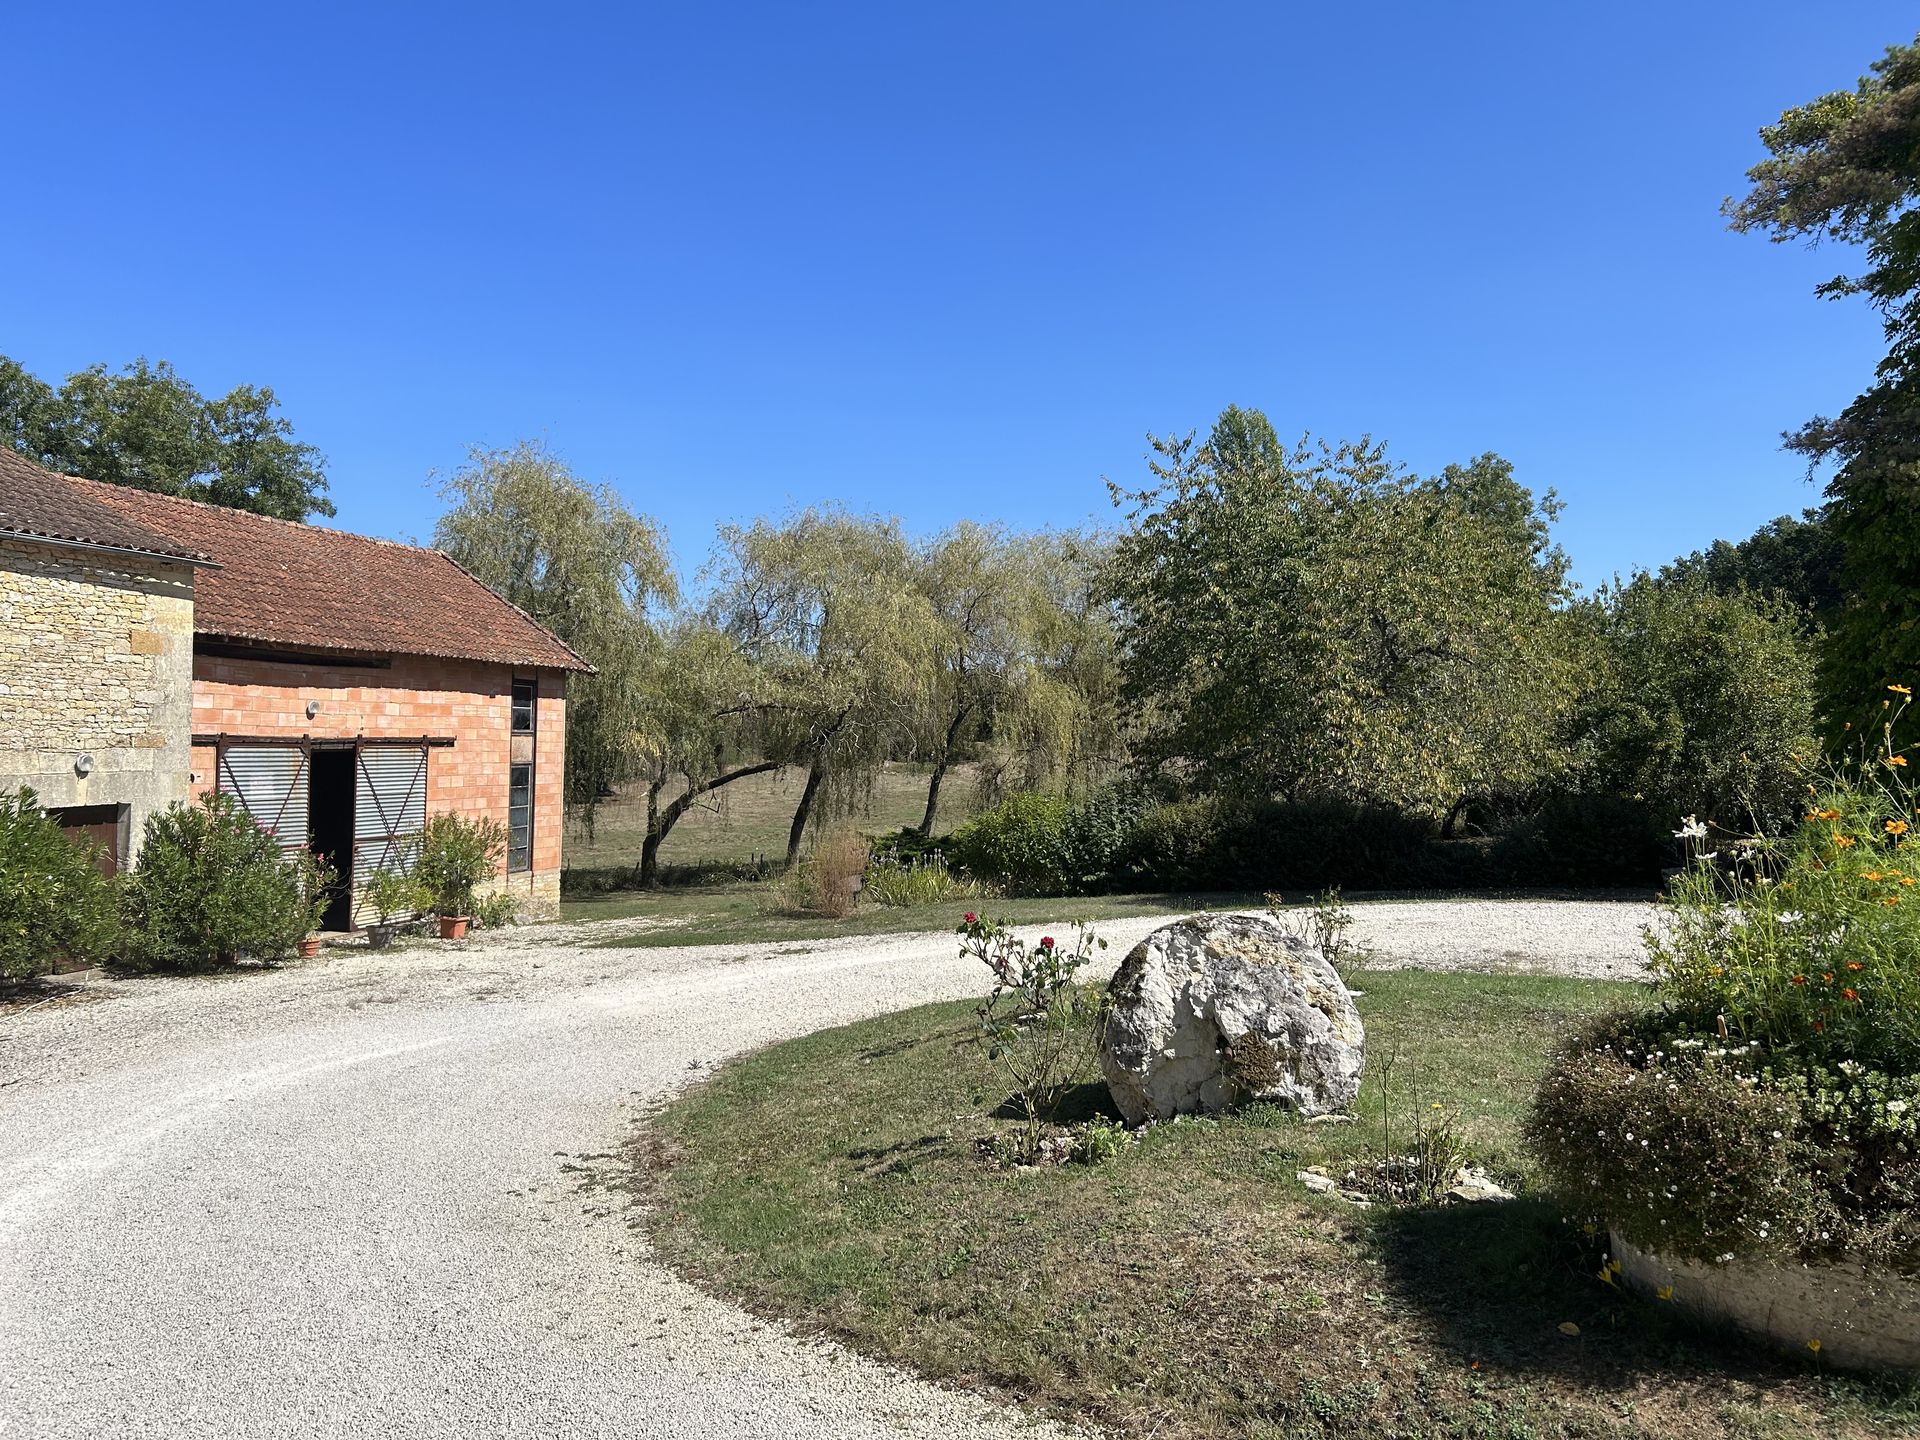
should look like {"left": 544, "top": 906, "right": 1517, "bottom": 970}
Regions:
{"left": 0, "top": 449, "right": 211, "bottom": 563}
{"left": 0, "top": 454, "right": 590, "bottom": 672}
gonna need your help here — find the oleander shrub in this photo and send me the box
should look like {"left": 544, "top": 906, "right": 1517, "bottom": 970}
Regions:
{"left": 414, "top": 812, "right": 509, "bottom": 917}
{"left": 0, "top": 786, "right": 119, "bottom": 980}
{"left": 122, "top": 792, "right": 312, "bottom": 970}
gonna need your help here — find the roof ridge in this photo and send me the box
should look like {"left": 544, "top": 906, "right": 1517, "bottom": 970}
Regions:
{"left": 57, "top": 467, "right": 441, "bottom": 556}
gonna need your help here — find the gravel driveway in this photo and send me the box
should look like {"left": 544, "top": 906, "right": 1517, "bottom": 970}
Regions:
{"left": 0, "top": 898, "right": 1653, "bottom": 1438}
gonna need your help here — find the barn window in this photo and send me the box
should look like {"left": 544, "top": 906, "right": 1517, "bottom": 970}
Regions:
{"left": 508, "top": 763, "right": 532, "bottom": 872}
{"left": 511, "top": 678, "right": 536, "bottom": 734}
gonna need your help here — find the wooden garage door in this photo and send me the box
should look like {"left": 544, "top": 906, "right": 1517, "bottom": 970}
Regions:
{"left": 351, "top": 745, "right": 428, "bottom": 925}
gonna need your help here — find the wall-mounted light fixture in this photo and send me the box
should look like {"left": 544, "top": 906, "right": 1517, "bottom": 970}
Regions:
{"left": 74, "top": 753, "right": 94, "bottom": 778}
{"left": 306, "top": 700, "right": 321, "bottom": 720}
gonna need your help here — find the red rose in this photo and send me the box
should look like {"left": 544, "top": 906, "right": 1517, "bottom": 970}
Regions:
{"left": 1040, "top": 935, "right": 1055, "bottom": 949}
{"left": 964, "top": 913, "right": 977, "bottom": 924}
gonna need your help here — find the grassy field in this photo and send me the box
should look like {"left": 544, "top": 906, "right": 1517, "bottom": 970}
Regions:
{"left": 564, "top": 760, "right": 981, "bottom": 876}
{"left": 570, "top": 886, "right": 1259, "bottom": 948}
{"left": 637, "top": 971, "right": 1920, "bottom": 1440}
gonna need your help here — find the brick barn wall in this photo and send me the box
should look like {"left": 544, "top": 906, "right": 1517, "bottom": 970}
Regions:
{"left": 189, "top": 654, "right": 569, "bottom": 915}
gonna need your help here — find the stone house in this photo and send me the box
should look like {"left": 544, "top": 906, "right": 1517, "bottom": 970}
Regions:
{"left": 0, "top": 453, "right": 589, "bottom": 921}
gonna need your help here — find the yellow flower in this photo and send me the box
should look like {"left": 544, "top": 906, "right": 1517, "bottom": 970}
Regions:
{"left": 1894, "top": 685, "right": 1913, "bottom": 697}
{"left": 1559, "top": 1321, "right": 1581, "bottom": 1337}
{"left": 1655, "top": 1284, "right": 1675, "bottom": 1302}
{"left": 1891, "top": 755, "right": 1910, "bottom": 768}
{"left": 1808, "top": 1338, "right": 1823, "bottom": 1354}
{"left": 1835, "top": 834, "right": 1858, "bottom": 848}
{"left": 1890, "top": 820, "right": 1910, "bottom": 837}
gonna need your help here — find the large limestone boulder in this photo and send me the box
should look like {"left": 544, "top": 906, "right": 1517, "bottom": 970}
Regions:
{"left": 1100, "top": 913, "right": 1365, "bottom": 1125}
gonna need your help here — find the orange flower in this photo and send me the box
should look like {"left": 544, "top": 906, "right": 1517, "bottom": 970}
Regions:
{"left": 1867, "top": 871, "right": 1886, "bottom": 881}
{"left": 1846, "top": 961, "right": 1865, "bottom": 971}
{"left": 1815, "top": 1021, "right": 1827, "bottom": 1032}
{"left": 1887, "top": 896, "right": 1903, "bottom": 907}
{"left": 1835, "top": 834, "right": 1859, "bottom": 848}
{"left": 1891, "top": 755, "right": 1911, "bottom": 768}
{"left": 1792, "top": 975, "right": 1808, "bottom": 986}
{"left": 1890, "top": 820, "right": 1911, "bottom": 837}
{"left": 1844, "top": 988, "right": 1861, "bottom": 1002}
{"left": 1823, "top": 972, "right": 1835, "bottom": 983}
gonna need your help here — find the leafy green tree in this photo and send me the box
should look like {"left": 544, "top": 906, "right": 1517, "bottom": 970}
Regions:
{"left": 0, "top": 354, "right": 332, "bottom": 520}
{"left": 1727, "top": 35, "right": 1920, "bottom": 722}
{"left": 432, "top": 441, "right": 676, "bottom": 816}
{"left": 1660, "top": 507, "right": 1843, "bottom": 618}
{"left": 1573, "top": 577, "right": 1818, "bottom": 833}
{"left": 709, "top": 509, "right": 938, "bottom": 865}
{"left": 1105, "top": 409, "right": 1577, "bottom": 822}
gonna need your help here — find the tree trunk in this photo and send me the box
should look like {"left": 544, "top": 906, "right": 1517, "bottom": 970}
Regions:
{"left": 785, "top": 756, "right": 829, "bottom": 869}
{"left": 1440, "top": 793, "right": 1472, "bottom": 840}
{"left": 639, "top": 759, "right": 783, "bottom": 885}
{"left": 918, "top": 702, "right": 974, "bottom": 837}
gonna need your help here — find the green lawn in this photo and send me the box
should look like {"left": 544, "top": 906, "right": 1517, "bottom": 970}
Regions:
{"left": 637, "top": 971, "right": 1920, "bottom": 1440}
{"left": 564, "top": 760, "right": 981, "bottom": 876}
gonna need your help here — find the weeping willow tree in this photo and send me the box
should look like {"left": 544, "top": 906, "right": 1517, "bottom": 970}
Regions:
{"left": 431, "top": 441, "right": 675, "bottom": 822}
{"left": 936, "top": 527, "right": 1124, "bottom": 819}
{"left": 708, "top": 508, "right": 940, "bottom": 865}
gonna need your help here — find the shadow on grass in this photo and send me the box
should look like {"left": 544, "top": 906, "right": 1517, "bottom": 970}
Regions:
{"left": 1368, "top": 1198, "right": 1920, "bottom": 1411}
{"left": 986, "top": 1080, "right": 1126, "bottom": 1126}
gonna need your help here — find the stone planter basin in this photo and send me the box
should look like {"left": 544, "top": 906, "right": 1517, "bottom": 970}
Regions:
{"left": 1611, "top": 1230, "right": 1920, "bottom": 1372}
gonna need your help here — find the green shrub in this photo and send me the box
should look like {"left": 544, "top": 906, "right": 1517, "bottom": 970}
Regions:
{"left": 413, "top": 812, "right": 508, "bottom": 917}
{"left": 947, "top": 793, "right": 1074, "bottom": 894}
{"left": 1520, "top": 1013, "right": 1835, "bottom": 1259}
{"left": 122, "top": 793, "right": 312, "bottom": 970}
{"left": 0, "top": 786, "right": 119, "bottom": 980}
{"left": 472, "top": 890, "right": 518, "bottom": 929}
{"left": 1491, "top": 793, "right": 1670, "bottom": 888}
{"left": 1126, "top": 795, "right": 1435, "bottom": 892}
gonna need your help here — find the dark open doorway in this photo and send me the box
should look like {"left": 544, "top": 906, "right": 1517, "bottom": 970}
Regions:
{"left": 309, "top": 748, "right": 357, "bottom": 931}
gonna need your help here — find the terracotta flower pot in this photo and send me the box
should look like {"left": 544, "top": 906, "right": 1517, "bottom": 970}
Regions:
{"left": 297, "top": 936, "right": 323, "bottom": 959}
{"left": 438, "top": 915, "right": 471, "bottom": 941}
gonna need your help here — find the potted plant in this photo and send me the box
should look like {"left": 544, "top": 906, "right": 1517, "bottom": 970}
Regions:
{"left": 414, "top": 812, "right": 509, "bottom": 940}
{"left": 362, "top": 867, "right": 424, "bottom": 950}
{"left": 294, "top": 851, "right": 336, "bottom": 959}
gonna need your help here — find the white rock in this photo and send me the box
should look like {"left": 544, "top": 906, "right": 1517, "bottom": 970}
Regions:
{"left": 1100, "top": 913, "right": 1366, "bottom": 1125}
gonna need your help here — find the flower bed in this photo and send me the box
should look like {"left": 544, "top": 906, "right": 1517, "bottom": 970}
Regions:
{"left": 1529, "top": 696, "right": 1920, "bottom": 1369}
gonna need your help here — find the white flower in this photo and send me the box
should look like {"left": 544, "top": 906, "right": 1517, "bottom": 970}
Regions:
{"left": 1889, "top": 1100, "right": 1910, "bottom": 1117}
{"left": 1675, "top": 816, "right": 1709, "bottom": 841}
{"left": 1778, "top": 912, "right": 1803, "bottom": 927}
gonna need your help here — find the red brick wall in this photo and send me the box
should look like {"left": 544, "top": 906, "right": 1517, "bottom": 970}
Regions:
{"left": 189, "top": 653, "right": 569, "bottom": 890}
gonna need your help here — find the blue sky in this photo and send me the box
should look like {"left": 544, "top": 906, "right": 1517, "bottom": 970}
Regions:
{"left": 4, "top": 3, "right": 1910, "bottom": 589}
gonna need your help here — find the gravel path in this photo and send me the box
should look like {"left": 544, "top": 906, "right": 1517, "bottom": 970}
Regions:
{"left": 0, "top": 898, "right": 1653, "bottom": 1438}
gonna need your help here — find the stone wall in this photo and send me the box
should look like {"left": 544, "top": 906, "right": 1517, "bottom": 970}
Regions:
{"left": 0, "top": 539, "right": 197, "bottom": 859}
{"left": 189, "top": 654, "right": 569, "bottom": 916}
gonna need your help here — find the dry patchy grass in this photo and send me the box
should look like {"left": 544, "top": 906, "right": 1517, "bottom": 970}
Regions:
{"left": 636, "top": 970, "right": 1920, "bottom": 1439}
{"left": 565, "top": 760, "right": 981, "bottom": 877}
